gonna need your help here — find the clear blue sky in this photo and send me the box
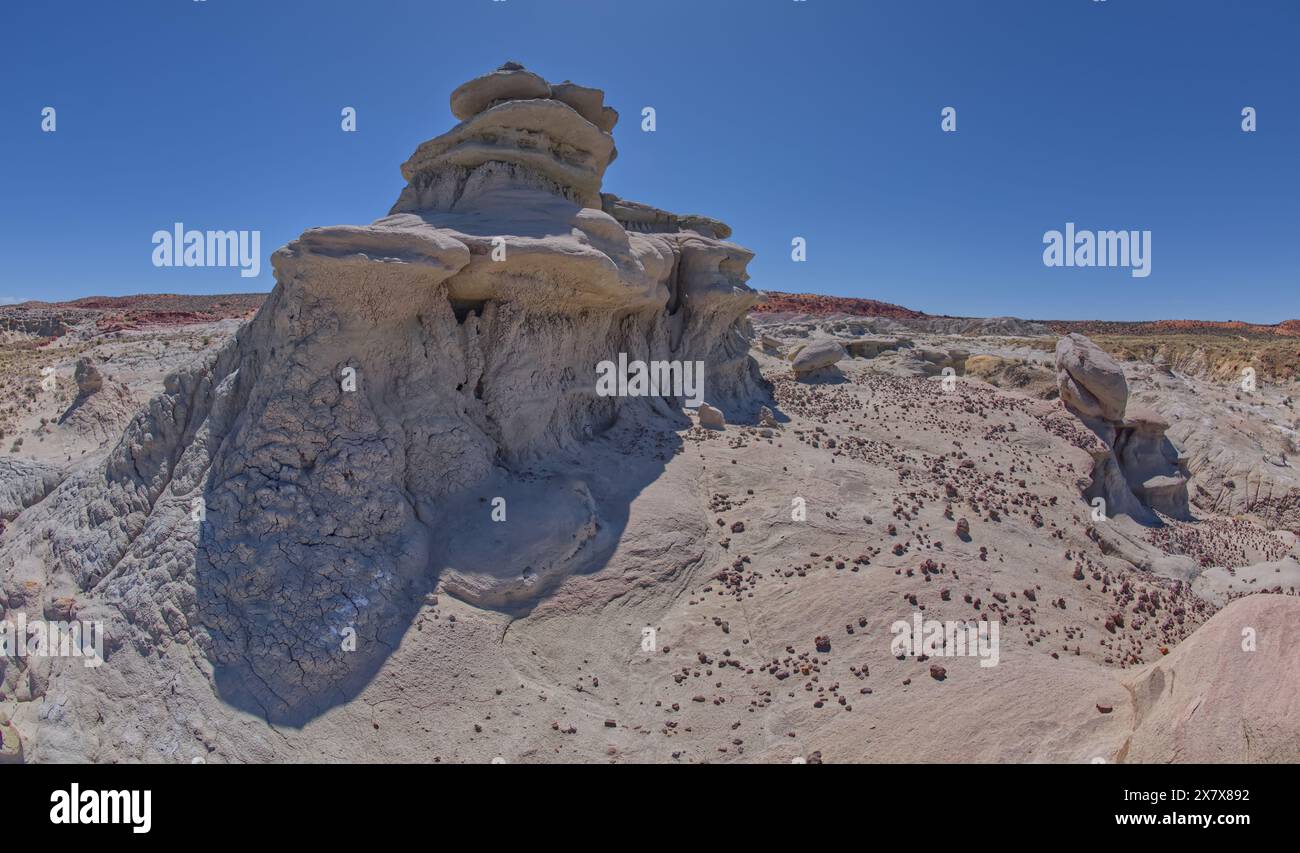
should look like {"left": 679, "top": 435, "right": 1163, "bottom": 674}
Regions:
{"left": 2, "top": 0, "right": 1296, "bottom": 321}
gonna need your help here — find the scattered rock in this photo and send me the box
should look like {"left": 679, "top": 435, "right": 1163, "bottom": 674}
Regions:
{"left": 0, "top": 720, "right": 23, "bottom": 764}
{"left": 697, "top": 403, "right": 726, "bottom": 430}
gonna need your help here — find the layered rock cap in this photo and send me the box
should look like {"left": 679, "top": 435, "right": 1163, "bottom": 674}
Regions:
{"left": 397, "top": 61, "right": 620, "bottom": 211}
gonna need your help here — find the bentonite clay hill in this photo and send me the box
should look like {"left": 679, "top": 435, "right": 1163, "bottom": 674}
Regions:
{"left": 2, "top": 65, "right": 1298, "bottom": 764}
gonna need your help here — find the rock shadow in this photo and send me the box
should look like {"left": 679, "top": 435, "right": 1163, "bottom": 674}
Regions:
{"left": 196, "top": 404, "right": 684, "bottom": 727}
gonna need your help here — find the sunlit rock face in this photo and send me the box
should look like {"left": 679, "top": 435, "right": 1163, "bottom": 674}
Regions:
{"left": 199, "top": 62, "right": 767, "bottom": 716}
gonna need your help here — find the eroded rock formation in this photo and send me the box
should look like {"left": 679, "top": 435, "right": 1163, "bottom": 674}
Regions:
{"left": 0, "top": 458, "right": 64, "bottom": 524}
{"left": 0, "top": 62, "right": 764, "bottom": 725}
{"left": 1056, "top": 333, "right": 1190, "bottom": 522}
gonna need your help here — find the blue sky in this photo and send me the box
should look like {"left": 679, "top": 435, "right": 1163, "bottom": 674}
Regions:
{"left": 1, "top": 0, "right": 1296, "bottom": 321}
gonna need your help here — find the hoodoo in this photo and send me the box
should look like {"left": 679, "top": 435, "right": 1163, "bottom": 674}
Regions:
{"left": 0, "top": 63, "right": 764, "bottom": 725}
{"left": 1055, "top": 332, "right": 1191, "bottom": 522}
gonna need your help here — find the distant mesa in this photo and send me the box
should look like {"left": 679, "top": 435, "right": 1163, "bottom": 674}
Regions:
{"left": 752, "top": 291, "right": 1050, "bottom": 337}
{"left": 1053, "top": 317, "right": 1300, "bottom": 339}
{"left": 753, "top": 291, "right": 931, "bottom": 322}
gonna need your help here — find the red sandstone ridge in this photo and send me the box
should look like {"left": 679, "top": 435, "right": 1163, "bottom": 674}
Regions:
{"left": 753, "top": 291, "right": 932, "bottom": 320}
{"left": 95, "top": 311, "right": 226, "bottom": 333}
{"left": 1049, "top": 318, "right": 1300, "bottom": 338}
{"left": 747, "top": 291, "right": 1300, "bottom": 337}
{"left": 1, "top": 293, "right": 266, "bottom": 337}
{"left": 56, "top": 293, "right": 265, "bottom": 318}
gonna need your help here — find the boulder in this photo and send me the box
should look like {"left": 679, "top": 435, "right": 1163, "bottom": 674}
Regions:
{"left": 73, "top": 357, "right": 103, "bottom": 396}
{"left": 791, "top": 339, "right": 847, "bottom": 376}
{"left": 1056, "top": 333, "right": 1128, "bottom": 421}
{"left": 697, "top": 403, "right": 725, "bottom": 430}
{"left": 0, "top": 719, "right": 21, "bottom": 764}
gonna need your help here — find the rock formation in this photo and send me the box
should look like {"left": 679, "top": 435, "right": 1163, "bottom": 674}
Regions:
{"left": 2, "top": 66, "right": 1292, "bottom": 767}
{"left": 1057, "top": 333, "right": 1129, "bottom": 421}
{"left": 0, "top": 62, "right": 764, "bottom": 727}
{"left": 0, "top": 458, "right": 64, "bottom": 524}
{"left": 56, "top": 356, "right": 138, "bottom": 446}
{"left": 1055, "top": 333, "right": 1190, "bottom": 522}
{"left": 912, "top": 347, "right": 969, "bottom": 377}
{"left": 843, "top": 337, "right": 912, "bottom": 359}
{"left": 1125, "top": 594, "right": 1300, "bottom": 762}
{"left": 696, "top": 402, "right": 726, "bottom": 430}
{"left": 72, "top": 357, "right": 103, "bottom": 397}
{"left": 790, "top": 339, "right": 848, "bottom": 378}
{"left": 0, "top": 717, "right": 22, "bottom": 764}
